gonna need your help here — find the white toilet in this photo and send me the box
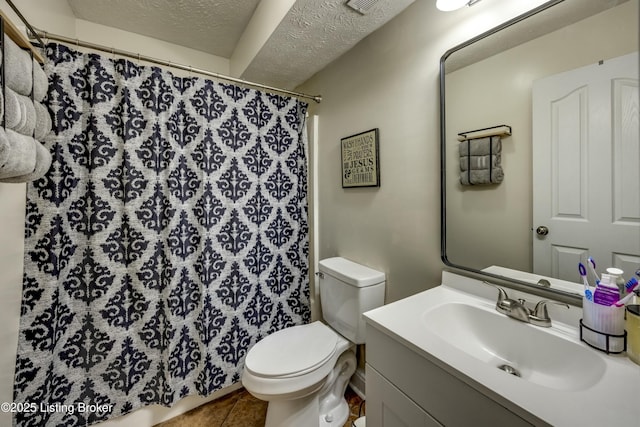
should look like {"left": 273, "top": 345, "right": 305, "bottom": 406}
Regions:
{"left": 242, "top": 257, "right": 385, "bottom": 427}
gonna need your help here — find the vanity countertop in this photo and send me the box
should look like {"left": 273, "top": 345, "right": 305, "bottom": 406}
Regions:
{"left": 364, "top": 271, "right": 640, "bottom": 427}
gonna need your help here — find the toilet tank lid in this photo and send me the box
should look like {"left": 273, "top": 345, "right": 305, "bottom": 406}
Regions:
{"left": 319, "top": 257, "right": 385, "bottom": 287}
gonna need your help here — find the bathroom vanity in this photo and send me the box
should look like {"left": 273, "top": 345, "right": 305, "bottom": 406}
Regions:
{"left": 363, "top": 271, "right": 640, "bottom": 427}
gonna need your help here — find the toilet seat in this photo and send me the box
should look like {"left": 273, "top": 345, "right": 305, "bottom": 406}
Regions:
{"left": 245, "top": 321, "right": 338, "bottom": 378}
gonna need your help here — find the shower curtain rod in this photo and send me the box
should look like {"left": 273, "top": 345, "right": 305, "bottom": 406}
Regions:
{"left": 26, "top": 27, "right": 322, "bottom": 104}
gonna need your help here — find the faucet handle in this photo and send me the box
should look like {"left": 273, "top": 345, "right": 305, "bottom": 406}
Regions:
{"left": 530, "top": 300, "right": 569, "bottom": 327}
{"left": 482, "top": 281, "right": 508, "bottom": 302}
{"left": 483, "top": 282, "right": 519, "bottom": 317}
{"left": 533, "top": 300, "right": 569, "bottom": 317}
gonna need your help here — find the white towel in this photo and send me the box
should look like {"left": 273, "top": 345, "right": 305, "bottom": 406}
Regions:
{"left": 3, "top": 35, "right": 33, "bottom": 97}
{"left": 0, "top": 140, "right": 51, "bottom": 183}
{"left": 3, "top": 87, "right": 36, "bottom": 136}
{"left": 0, "top": 128, "right": 37, "bottom": 179}
{"left": 34, "top": 102, "right": 52, "bottom": 140}
{"left": 0, "top": 126, "right": 7, "bottom": 167}
{"left": 32, "top": 58, "right": 48, "bottom": 102}
{"left": 3, "top": 87, "right": 22, "bottom": 130}
{"left": 16, "top": 92, "right": 36, "bottom": 136}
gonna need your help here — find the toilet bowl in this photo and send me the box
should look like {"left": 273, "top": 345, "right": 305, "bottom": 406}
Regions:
{"left": 242, "top": 257, "right": 386, "bottom": 427}
{"left": 242, "top": 321, "right": 356, "bottom": 427}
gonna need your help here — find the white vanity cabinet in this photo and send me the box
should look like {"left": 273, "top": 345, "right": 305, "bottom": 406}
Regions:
{"left": 365, "top": 325, "right": 538, "bottom": 427}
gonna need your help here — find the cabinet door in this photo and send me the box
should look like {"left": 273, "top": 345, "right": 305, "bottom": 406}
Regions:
{"left": 366, "top": 365, "right": 442, "bottom": 427}
{"left": 367, "top": 326, "right": 538, "bottom": 426}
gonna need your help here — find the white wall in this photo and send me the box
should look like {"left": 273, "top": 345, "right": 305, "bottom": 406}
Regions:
{"left": 297, "top": 0, "right": 553, "bottom": 303}
{"left": 0, "top": 2, "right": 236, "bottom": 426}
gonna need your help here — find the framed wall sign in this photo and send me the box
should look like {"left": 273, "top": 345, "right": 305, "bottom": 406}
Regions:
{"left": 341, "top": 128, "right": 380, "bottom": 188}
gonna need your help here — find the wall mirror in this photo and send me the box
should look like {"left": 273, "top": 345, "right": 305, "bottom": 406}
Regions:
{"left": 440, "top": 0, "right": 639, "bottom": 299}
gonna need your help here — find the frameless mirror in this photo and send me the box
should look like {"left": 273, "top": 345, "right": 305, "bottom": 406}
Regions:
{"left": 440, "top": 0, "right": 639, "bottom": 298}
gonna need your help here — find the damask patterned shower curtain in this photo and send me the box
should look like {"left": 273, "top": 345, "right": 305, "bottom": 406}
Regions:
{"left": 13, "top": 43, "right": 310, "bottom": 426}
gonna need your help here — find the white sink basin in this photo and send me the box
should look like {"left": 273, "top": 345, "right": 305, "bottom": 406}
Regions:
{"left": 422, "top": 302, "right": 606, "bottom": 391}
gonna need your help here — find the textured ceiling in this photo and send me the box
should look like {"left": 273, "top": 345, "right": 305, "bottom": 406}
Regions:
{"left": 65, "top": 0, "right": 415, "bottom": 90}
{"left": 66, "top": 0, "right": 262, "bottom": 58}
{"left": 242, "top": 0, "right": 415, "bottom": 89}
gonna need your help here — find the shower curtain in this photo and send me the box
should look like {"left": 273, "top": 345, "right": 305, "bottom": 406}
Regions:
{"left": 13, "top": 43, "right": 310, "bottom": 427}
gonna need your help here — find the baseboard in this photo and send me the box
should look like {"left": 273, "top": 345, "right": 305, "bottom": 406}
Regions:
{"left": 349, "top": 367, "right": 366, "bottom": 399}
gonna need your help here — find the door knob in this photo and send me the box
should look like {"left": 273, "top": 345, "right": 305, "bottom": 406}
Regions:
{"left": 536, "top": 226, "right": 549, "bottom": 236}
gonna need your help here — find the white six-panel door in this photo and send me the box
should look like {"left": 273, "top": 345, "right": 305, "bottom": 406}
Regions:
{"left": 533, "top": 52, "right": 639, "bottom": 282}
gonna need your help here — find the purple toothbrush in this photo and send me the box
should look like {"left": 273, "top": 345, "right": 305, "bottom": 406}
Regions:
{"left": 579, "top": 263, "right": 593, "bottom": 301}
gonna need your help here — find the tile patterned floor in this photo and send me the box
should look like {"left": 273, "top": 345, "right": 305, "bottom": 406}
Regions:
{"left": 155, "top": 386, "right": 364, "bottom": 427}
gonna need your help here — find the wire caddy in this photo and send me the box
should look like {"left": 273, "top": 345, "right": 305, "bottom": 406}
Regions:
{"left": 579, "top": 319, "right": 627, "bottom": 354}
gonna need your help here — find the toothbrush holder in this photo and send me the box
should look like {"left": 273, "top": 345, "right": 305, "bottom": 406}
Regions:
{"left": 581, "top": 296, "right": 626, "bottom": 353}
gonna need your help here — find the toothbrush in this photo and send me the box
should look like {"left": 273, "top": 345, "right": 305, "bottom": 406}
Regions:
{"left": 625, "top": 277, "right": 639, "bottom": 293}
{"left": 612, "top": 288, "right": 637, "bottom": 307}
{"left": 587, "top": 257, "right": 600, "bottom": 284}
{"left": 579, "top": 263, "right": 593, "bottom": 301}
{"left": 612, "top": 278, "right": 640, "bottom": 306}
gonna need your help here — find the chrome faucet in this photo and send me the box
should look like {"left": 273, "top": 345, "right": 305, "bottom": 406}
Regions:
{"left": 483, "top": 281, "right": 569, "bottom": 327}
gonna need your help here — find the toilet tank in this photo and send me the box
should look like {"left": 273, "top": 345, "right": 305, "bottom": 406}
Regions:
{"left": 318, "top": 257, "right": 385, "bottom": 344}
